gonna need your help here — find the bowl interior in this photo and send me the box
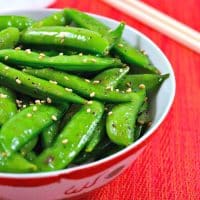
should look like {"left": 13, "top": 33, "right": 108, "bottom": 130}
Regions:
{"left": 0, "top": 9, "right": 175, "bottom": 177}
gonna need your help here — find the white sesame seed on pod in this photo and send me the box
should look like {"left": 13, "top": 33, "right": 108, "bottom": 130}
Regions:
{"left": 46, "top": 97, "right": 52, "bottom": 104}
{"left": 126, "top": 88, "right": 132, "bottom": 93}
{"left": 138, "top": 84, "right": 146, "bottom": 89}
{"left": 25, "top": 49, "right": 31, "bottom": 54}
{"left": 62, "top": 139, "right": 68, "bottom": 145}
{"left": 108, "top": 111, "right": 113, "bottom": 115}
{"left": 16, "top": 78, "right": 22, "bottom": 84}
{"left": 0, "top": 93, "right": 7, "bottom": 98}
{"left": 86, "top": 108, "right": 91, "bottom": 113}
{"left": 33, "top": 106, "right": 37, "bottom": 111}
{"left": 27, "top": 113, "right": 32, "bottom": 118}
{"left": 65, "top": 88, "right": 73, "bottom": 92}
{"left": 90, "top": 92, "right": 95, "bottom": 97}
{"left": 85, "top": 79, "right": 90, "bottom": 83}
{"left": 51, "top": 115, "right": 57, "bottom": 121}
{"left": 49, "top": 80, "right": 57, "bottom": 85}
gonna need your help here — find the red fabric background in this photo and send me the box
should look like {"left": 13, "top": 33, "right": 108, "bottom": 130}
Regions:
{"left": 50, "top": 0, "right": 200, "bottom": 199}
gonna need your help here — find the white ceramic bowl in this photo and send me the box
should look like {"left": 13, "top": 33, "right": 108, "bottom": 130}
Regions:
{"left": 0, "top": 9, "right": 175, "bottom": 200}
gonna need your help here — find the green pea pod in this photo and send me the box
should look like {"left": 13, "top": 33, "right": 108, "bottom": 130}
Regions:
{"left": 21, "top": 26, "right": 110, "bottom": 55}
{"left": 0, "top": 27, "right": 20, "bottom": 49}
{"left": 32, "top": 11, "right": 70, "bottom": 28}
{"left": 85, "top": 67, "right": 129, "bottom": 152}
{"left": 65, "top": 9, "right": 159, "bottom": 74}
{"left": 0, "top": 63, "right": 86, "bottom": 104}
{"left": 105, "top": 22, "right": 125, "bottom": 50}
{"left": 106, "top": 89, "right": 145, "bottom": 146}
{"left": 93, "top": 67, "right": 129, "bottom": 88}
{"left": 85, "top": 118, "right": 105, "bottom": 153}
{"left": 0, "top": 15, "right": 34, "bottom": 31}
{"left": 119, "top": 73, "right": 169, "bottom": 96}
{"left": 0, "top": 104, "right": 65, "bottom": 155}
{"left": 74, "top": 138, "right": 113, "bottom": 164}
{"left": 34, "top": 101, "right": 104, "bottom": 171}
{"left": 0, "top": 87, "right": 17, "bottom": 126}
{"left": 137, "top": 101, "right": 151, "bottom": 125}
{"left": 0, "top": 49, "right": 121, "bottom": 72}
{"left": 41, "top": 122, "right": 59, "bottom": 148}
{"left": 0, "top": 151, "right": 37, "bottom": 173}
{"left": 24, "top": 68, "right": 133, "bottom": 103}
{"left": 20, "top": 136, "right": 38, "bottom": 156}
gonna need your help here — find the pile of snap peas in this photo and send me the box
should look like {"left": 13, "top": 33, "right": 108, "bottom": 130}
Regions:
{"left": 0, "top": 9, "right": 169, "bottom": 173}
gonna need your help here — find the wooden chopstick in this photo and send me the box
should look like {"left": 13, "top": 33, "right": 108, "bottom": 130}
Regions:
{"left": 102, "top": 0, "right": 200, "bottom": 53}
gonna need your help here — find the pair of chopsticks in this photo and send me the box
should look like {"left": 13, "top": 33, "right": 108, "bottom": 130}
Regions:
{"left": 102, "top": 0, "right": 200, "bottom": 54}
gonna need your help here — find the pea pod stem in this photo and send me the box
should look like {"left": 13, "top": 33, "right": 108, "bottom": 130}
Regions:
{"left": 0, "top": 49, "right": 122, "bottom": 72}
{"left": 0, "top": 63, "right": 85, "bottom": 104}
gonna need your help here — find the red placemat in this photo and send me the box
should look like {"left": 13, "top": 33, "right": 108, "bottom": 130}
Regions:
{"left": 50, "top": 1, "right": 200, "bottom": 199}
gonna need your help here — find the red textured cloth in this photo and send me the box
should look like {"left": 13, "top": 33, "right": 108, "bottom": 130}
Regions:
{"left": 49, "top": 0, "right": 200, "bottom": 199}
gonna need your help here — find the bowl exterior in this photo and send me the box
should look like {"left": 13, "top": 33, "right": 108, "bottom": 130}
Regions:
{"left": 0, "top": 9, "right": 175, "bottom": 200}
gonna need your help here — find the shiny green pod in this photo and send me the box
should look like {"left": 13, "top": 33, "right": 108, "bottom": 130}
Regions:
{"left": 65, "top": 9, "right": 159, "bottom": 74}
{"left": 0, "top": 49, "right": 121, "bottom": 72}
{"left": 0, "top": 150, "right": 37, "bottom": 173}
{"left": 34, "top": 101, "right": 104, "bottom": 171}
{"left": 119, "top": 73, "right": 169, "bottom": 95}
{"left": 0, "top": 15, "right": 34, "bottom": 31}
{"left": 0, "top": 104, "right": 64, "bottom": 155}
{"left": 106, "top": 89, "right": 145, "bottom": 146}
{"left": 0, "top": 63, "right": 85, "bottom": 104}
{"left": 0, "top": 87, "right": 17, "bottom": 126}
{"left": 32, "top": 11, "right": 69, "bottom": 28}
{"left": 21, "top": 26, "right": 110, "bottom": 55}
{"left": 0, "top": 27, "right": 20, "bottom": 49}
{"left": 24, "top": 68, "right": 133, "bottom": 103}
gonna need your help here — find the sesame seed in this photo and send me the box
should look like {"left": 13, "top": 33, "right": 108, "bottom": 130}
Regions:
{"left": 87, "top": 108, "right": 91, "bottom": 113}
{"left": 15, "top": 46, "right": 21, "bottom": 50}
{"left": 35, "top": 99, "right": 41, "bottom": 104}
{"left": 22, "top": 104, "right": 26, "bottom": 108}
{"left": 79, "top": 53, "right": 83, "bottom": 56}
{"left": 33, "top": 106, "right": 37, "bottom": 111}
{"left": 83, "top": 58, "right": 88, "bottom": 63}
{"left": 119, "top": 68, "right": 124, "bottom": 73}
{"left": 87, "top": 100, "right": 93, "bottom": 105}
{"left": 41, "top": 100, "right": 46, "bottom": 104}
{"left": 126, "top": 82, "right": 131, "bottom": 87}
{"left": 90, "top": 92, "right": 95, "bottom": 97}
{"left": 39, "top": 53, "right": 45, "bottom": 57}
{"left": 65, "top": 88, "right": 73, "bottom": 92}
{"left": 60, "top": 38, "right": 65, "bottom": 44}
{"left": 106, "top": 86, "right": 113, "bottom": 91}
{"left": 85, "top": 79, "right": 90, "bottom": 83}
{"left": 1, "top": 152, "right": 7, "bottom": 157}
{"left": 0, "top": 93, "right": 7, "bottom": 98}
{"left": 115, "top": 89, "right": 119, "bottom": 92}
{"left": 126, "top": 88, "right": 132, "bottom": 93}
{"left": 118, "top": 43, "right": 124, "bottom": 48}
{"left": 59, "top": 52, "right": 64, "bottom": 56}
{"left": 4, "top": 56, "right": 9, "bottom": 60}
{"left": 16, "top": 99, "right": 22, "bottom": 104}
{"left": 47, "top": 97, "right": 52, "bottom": 104}
{"left": 108, "top": 111, "right": 113, "bottom": 115}
{"left": 27, "top": 113, "right": 32, "bottom": 118}
{"left": 91, "top": 58, "right": 97, "bottom": 63}
{"left": 25, "top": 49, "right": 31, "bottom": 54}
{"left": 52, "top": 115, "right": 57, "bottom": 121}
{"left": 49, "top": 80, "right": 57, "bottom": 85}
{"left": 62, "top": 139, "right": 68, "bottom": 144}
{"left": 64, "top": 76, "right": 69, "bottom": 80}
{"left": 139, "top": 84, "right": 146, "bottom": 89}
{"left": 16, "top": 78, "right": 22, "bottom": 84}
{"left": 93, "top": 80, "right": 100, "bottom": 84}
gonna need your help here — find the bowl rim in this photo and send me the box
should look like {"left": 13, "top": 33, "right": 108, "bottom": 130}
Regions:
{"left": 0, "top": 8, "right": 176, "bottom": 178}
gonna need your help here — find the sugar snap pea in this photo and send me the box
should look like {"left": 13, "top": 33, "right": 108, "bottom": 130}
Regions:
{"left": 106, "top": 89, "right": 145, "bottom": 146}
{"left": 0, "top": 150, "right": 37, "bottom": 173}
{"left": 0, "top": 86, "right": 17, "bottom": 126}
{"left": 0, "top": 63, "right": 85, "bottom": 104}
{"left": 32, "top": 11, "right": 69, "bottom": 28}
{"left": 0, "top": 27, "right": 20, "bottom": 50}
{"left": 21, "top": 26, "right": 110, "bottom": 55}
{"left": 85, "top": 67, "right": 129, "bottom": 152}
{"left": 119, "top": 73, "right": 169, "bottom": 95}
{"left": 41, "top": 122, "right": 59, "bottom": 148}
{"left": 0, "top": 49, "right": 121, "bottom": 72}
{"left": 0, "top": 15, "right": 34, "bottom": 31}
{"left": 0, "top": 104, "right": 66, "bottom": 155}
{"left": 34, "top": 101, "right": 104, "bottom": 171}
{"left": 65, "top": 9, "right": 159, "bottom": 74}
{"left": 24, "top": 68, "right": 133, "bottom": 103}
